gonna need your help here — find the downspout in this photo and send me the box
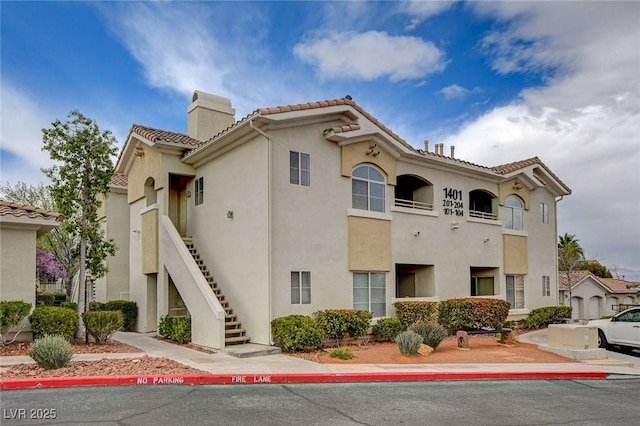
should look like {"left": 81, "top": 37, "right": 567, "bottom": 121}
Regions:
{"left": 249, "top": 119, "right": 273, "bottom": 342}
{"left": 555, "top": 195, "right": 564, "bottom": 306}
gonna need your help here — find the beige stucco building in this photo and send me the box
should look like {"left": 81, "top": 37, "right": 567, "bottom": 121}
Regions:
{"left": 0, "top": 200, "right": 63, "bottom": 340}
{"left": 108, "top": 91, "right": 572, "bottom": 349}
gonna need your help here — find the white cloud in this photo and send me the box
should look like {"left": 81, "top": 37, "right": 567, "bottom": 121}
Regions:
{"left": 442, "top": 2, "right": 640, "bottom": 277}
{"left": 294, "top": 31, "right": 446, "bottom": 81}
{"left": 440, "top": 84, "right": 468, "bottom": 99}
{"left": 0, "top": 82, "right": 56, "bottom": 186}
{"left": 399, "top": 0, "right": 456, "bottom": 29}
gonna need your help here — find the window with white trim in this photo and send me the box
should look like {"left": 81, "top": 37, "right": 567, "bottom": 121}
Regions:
{"left": 353, "top": 272, "right": 386, "bottom": 317}
{"left": 291, "top": 271, "right": 311, "bottom": 304}
{"left": 506, "top": 274, "right": 525, "bottom": 309}
{"left": 542, "top": 275, "right": 551, "bottom": 296}
{"left": 352, "top": 165, "right": 385, "bottom": 212}
{"left": 504, "top": 195, "right": 524, "bottom": 230}
{"left": 470, "top": 276, "right": 495, "bottom": 296}
{"left": 540, "top": 203, "right": 549, "bottom": 224}
{"left": 195, "top": 177, "right": 204, "bottom": 206}
{"left": 290, "top": 151, "right": 310, "bottom": 186}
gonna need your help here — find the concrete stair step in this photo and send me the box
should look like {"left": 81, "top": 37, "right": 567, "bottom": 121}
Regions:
{"left": 225, "top": 336, "right": 251, "bottom": 345}
{"left": 225, "top": 328, "right": 246, "bottom": 336}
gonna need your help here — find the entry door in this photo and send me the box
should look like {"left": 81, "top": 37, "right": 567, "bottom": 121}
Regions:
{"left": 169, "top": 174, "right": 192, "bottom": 237}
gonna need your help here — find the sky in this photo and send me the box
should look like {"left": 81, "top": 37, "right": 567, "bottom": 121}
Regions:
{"left": 1, "top": 1, "right": 639, "bottom": 280}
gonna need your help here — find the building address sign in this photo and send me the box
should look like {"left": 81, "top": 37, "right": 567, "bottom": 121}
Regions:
{"left": 442, "top": 188, "right": 464, "bottom": 216}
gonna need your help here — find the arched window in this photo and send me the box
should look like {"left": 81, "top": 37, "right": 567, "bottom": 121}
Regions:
{"left": 504, "top": 195, "right": 524, "bottom": 230}
{"left": 352, "top": 165, "right": 385, "bottom": 212}
{"left": 144, "top": 177, "right": 157, "bottom": 206}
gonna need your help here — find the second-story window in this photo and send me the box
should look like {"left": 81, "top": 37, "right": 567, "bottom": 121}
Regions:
{"left": 195, "top": 177, "right": 204, "bottom": 206}
{"left": 504, "top": 195, "right": 524, "bottom": 230}
{"left": 352, "top": 165, "right": 385, "bottom": 212}
{"left": 290, "top": 151, "right": 310, "bottom": 186}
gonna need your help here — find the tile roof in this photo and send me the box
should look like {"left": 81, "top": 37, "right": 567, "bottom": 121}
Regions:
{"left": 492, "top": 156, "right": 571, "bottom": 193}
{"left": 601, "top": 278, "right": 640, "bottom": 291}
{"left": 0, "top": 199, "right": 64, "bottom": 222}
{"left": 110, "top": 173, "right": 128, "bottom": 186}
{"left": 559, "top": 270, "right": 640, "bottom": 292}
{"left": 558, "top": 270, "right": 592, "bottom": 290}
{"left": 323, "top": 123, "right": 361, "bottom": 136}
{"left": 130, "top": 124, "right": 200, "bottom": 147}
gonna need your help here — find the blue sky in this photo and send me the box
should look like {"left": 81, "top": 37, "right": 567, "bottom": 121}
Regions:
{"left": 1, "top": 1, "right": 639, "bottom": 279}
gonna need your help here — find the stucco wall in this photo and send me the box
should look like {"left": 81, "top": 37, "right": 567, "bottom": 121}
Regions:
{"left": 0, "top": 227, "right": 37, "bottom": 307}
{"left": 188, "top": 136, "right": 271, "bottom": 345}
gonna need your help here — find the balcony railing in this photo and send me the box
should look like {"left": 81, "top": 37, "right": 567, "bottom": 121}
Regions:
{"left": 394, "top": 198, "right": 433, "bottom": 211}
{"left": 469, "top": 210, "right": 498, "bottom": 220}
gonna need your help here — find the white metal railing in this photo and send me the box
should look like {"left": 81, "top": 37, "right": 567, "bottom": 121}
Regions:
{"left": 394, "top": 198, "right": 433, "bottom": 211}
{"left": 469, "top": 210, "right": 497, "bottom": 220}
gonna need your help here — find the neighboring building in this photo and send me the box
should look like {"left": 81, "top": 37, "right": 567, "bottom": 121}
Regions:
{"left": 107, "top": 91, "right": 572, "bottom": 349}
{"left": 559, "top": 270, "right": 640, "bottom": 320}
{"left": 0, "top": 200, "right": 63, "bottom": 341}
{"left": 94, "top": 173, "right": 130, "bottom": 303}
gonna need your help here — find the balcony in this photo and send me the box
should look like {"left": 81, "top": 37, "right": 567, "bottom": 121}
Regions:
{"left": 469, "top": 209, "right": 498, "bottom": 220}
{"left": 394, "top": 198, "right": 433, "bottom": 211}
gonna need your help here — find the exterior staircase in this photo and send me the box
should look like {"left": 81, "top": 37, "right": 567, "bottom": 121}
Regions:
{"left": 182, "top": 238, "right": 250, "bottom": 345}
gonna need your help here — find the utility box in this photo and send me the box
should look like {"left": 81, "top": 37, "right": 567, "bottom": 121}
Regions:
{"left": 548, "top": 324, "right": 598, "bottom": 349}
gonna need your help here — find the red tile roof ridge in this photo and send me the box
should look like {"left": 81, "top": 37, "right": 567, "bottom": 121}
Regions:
{"left": 130, "top": 124, "right": 200, "bottom": 146}
{"left": 0, "top": 199, "right": 64, "bottom": 221}
{"left": 492, "top": 156, "right": 571, "bottom": 193}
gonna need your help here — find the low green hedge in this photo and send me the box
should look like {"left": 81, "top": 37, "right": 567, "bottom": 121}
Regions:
{"left": 90, "top": 300, "right": 137, "bottom": 331}
{"left": 314, "top": 309, "right": 372, "bottom": 345}
{"left": 271, "top": 315, "right": 325, "bottom": 352}
{"left": 30, "top": 306, "right": 78, "bottom": 341}
{"left": 372, "top": 317, "right": 403, "bottom": 341}
{"left": 438, "top": 298, "right": 510, "bottom": 331}
{"left": 394, "top": 301, "right": 439, "bottom": 329}
{"left": 158, "top": 315, "right": 191, "bottom": 344}
{"left": 520, "top": 306, "right": 572, "bottom": 329}
{"left": 82, "top": 311, "right": 124, "bottom": 344}
{"left": 0, "top": 300, "right": 32, "bottom": 346}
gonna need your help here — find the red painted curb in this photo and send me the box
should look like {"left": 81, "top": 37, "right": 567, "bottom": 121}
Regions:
{"left": 0, "top": 371, "right": 607, "bottom": 390}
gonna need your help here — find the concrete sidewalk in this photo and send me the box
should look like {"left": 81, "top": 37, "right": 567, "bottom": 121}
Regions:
{"left": 2, "top": 330, "right": 639, "bottom": 390}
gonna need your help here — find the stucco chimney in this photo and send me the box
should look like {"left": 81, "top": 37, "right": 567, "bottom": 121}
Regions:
{"left": 187, "top": 91, "right": 236, "bottom": 141}
{"left": 423, "top": 139, "right": 429, "bottom": 152}
{"left": 450, "top": 145, "right": 455, "bottom": 158}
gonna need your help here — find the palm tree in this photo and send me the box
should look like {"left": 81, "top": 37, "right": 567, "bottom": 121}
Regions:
{"left": 558, "top": 233, "right": 584, "bottom": 257}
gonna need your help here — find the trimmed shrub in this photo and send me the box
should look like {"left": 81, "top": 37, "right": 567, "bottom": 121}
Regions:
{"left": 271, "top": 315, "right": 325, "bottom": 352}
{"left": 396, "top": 330, "right": 423, "bottom": 355}
{"left": 372, "top": 317, "right": 403, "bottom": 342}
{"left": 314, "top": 309, "right": 372, "bottom": 346}
{"left": 0, "top": 300, "right": 32, "bottom": 346}
{"left": 101, "top": 300, "right": 137, "bottom": 331}
{"left": 394, "top": 301, "right": 439, "bottom": 329}
{"left": 52, "top": 293, "right": 67, "bottom": 305}
{"left": 28, "top": 334, "right": 74, "bottom": 369}
{"left": 158, "top": 315, "right": 191, "bottom": 344}
{"left": 409, "top": 322, "right": 447, "bottom": 350}
{"left": 82, "top": 311, "right": 124, "bottom": 344}
{"left": 30, "top": 306, "right": 78, "bottom": 341}
{"left": 60, "top": 302, "right": 77, "bottom": 311}
{"left": 520, "top": 306, "right": 573, "bottom": 329}
{"left": 438, "top": 298, "right": 510, "bottom": 332}
{"left": 88, "top": 302, "right": 104, "bottom": 311}
{"left": 36, "top": 293, "right": 55, "bottom": 306}
{"left": 330, "top": 346, "right": 353, "bottom": 360}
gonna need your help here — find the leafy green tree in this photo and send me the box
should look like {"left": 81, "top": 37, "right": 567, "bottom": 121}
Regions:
{"left": 0, "top": 181, "right": 80, "bottom": 296}
{"left": 582, "top": 260, "right": 613, "bottom": 278}
{"left": 42, "top": 110, "right": 118, "bottom": 339}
